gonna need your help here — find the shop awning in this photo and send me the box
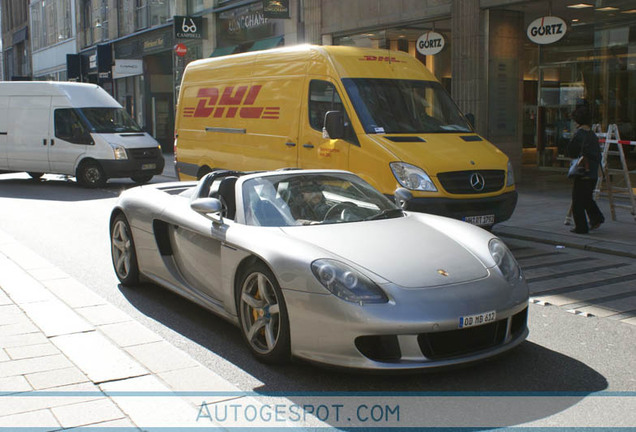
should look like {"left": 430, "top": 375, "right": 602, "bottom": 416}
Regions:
{"left": 248, "top": 36, "right": 284, "bottom": 52}
{"left": 209, "top": 45, "right": 238, "bottom": 58}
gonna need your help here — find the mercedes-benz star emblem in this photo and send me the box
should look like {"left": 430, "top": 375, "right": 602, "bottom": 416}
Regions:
{"left": 470, "top": 172, "right": 486, "bottom": 191}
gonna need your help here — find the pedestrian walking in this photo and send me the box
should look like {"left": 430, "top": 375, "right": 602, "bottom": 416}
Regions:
{"left": 567, "top": 103, "right": 605, "bottom": 234}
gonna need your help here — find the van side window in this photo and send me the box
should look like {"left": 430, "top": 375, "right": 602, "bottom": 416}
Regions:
{"left": 55, "top": 109, "right": 91, "bottom": 144}
{"left": 309, "top": 80, "right": 357, "bottom": 144}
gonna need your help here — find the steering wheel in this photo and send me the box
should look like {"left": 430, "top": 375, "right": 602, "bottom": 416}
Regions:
{"left": 323, "top": 202, "right": 357, "bottom": 221}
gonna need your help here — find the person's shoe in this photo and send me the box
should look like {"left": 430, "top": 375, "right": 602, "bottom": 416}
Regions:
{"left": 590, "top": 217, "right": 605, "bottom": 230}
{"left": 570, "top": 228, "right": 588, "bottom": 234}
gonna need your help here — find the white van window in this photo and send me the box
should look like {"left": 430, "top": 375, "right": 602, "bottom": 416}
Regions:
{"left": 54, "top": 109, "right": 92, "bottom": 145}
{"left": 342, "top": 79, "right": 472, "bottom": 135}
{"left": 79, "top": 108, "right": 143, "bottom": 133}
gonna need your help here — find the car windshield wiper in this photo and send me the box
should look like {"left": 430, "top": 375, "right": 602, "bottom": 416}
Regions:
{"left": 365, "top": 208, "right": 404, "bottom": 221}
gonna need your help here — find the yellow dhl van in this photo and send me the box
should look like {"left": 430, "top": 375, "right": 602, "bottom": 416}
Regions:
{"left": 174, "top": 45, "right": 517, "bottom": 226}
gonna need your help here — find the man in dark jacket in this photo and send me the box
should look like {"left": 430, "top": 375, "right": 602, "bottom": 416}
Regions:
{"left": 567, "top": 104, "right": 605, "bottom": 234}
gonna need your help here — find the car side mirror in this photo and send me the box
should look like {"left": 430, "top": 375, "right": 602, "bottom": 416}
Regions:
{"left": 323, "top": 110, "right": 344, "bottom": 139}
{"left": 394, "top": 188, "right": 413, "bottom": 209}
{"left": 191, "top": 198, "right": 224, "bottom": 224}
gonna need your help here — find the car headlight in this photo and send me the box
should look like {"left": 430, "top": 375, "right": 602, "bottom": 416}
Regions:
{"left": 311, "top": 259, "right": 388, "bottom": 304}
{"left": 390, "top": 162, "right": 437, "bottom": 191}
{"left": 489, "top": 238, "right": 522, "bottom": 284}
{"left": 113, "top": 146, "right": 128, "bottom": 160}
{"left": 506, "top": 160, "right": 515, "bottom": 187}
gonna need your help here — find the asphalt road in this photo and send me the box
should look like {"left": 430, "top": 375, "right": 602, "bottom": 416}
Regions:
{"left": 1, "top": 172, "right": 634, "bottom": 425}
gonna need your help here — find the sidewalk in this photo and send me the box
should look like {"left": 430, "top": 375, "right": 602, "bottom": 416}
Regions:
{"left": 493, "top": 166, "right": 636, "bottom": 258}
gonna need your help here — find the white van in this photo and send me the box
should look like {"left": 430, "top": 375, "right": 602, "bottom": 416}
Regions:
{"left": 0, "top": 81, "right": 164, "bottom": 187}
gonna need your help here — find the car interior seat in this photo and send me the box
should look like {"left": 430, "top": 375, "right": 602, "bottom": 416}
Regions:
{"left": 216, "top": 176, "right": 238, "bottom": 220}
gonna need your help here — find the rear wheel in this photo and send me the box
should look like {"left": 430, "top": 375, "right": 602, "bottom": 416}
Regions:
{"left": 77, "top": 161, "right": 107, "bottom": 188}
{"left": 110, "top": 213, "right": 140, "bottom": 286}
{"left": 131, "top": 174, "right": 153, "bottom": 184}
{"left": 237, "top": 262, "right": 291, "bottom": 363}
{"left": 27, "top": 172, "right": 43, "bottom": 180}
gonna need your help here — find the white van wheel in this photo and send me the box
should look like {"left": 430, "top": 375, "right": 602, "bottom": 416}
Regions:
{"left": 131, "top": 174, "right": 153, "bottom": 184}
{"left": 77, "top": 161, "right": 107, "bottom": 188}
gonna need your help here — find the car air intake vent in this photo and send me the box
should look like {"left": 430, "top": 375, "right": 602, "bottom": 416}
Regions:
{"left": 119, "top": 133, "right": 146, "bottom": 137}
{"left": 385, "top": 136, "right": 426, "bottom": 142}
{"left": 460, "top": 135, "right": 483, "bottom": 142}
{"left": 437, "top": 170, "right": 505, "bottom": 194}
{"left": 418, "top": 319, "right": 507, "bottom": 360}
{"left": 128, "top": 147, "right": 160, "bottom": 160}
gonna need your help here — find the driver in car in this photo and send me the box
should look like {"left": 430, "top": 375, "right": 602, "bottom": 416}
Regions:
{"left": 289, "top": 180, "right": 330, "bottom": 222}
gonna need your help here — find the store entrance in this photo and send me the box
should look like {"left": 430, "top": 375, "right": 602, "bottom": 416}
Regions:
{"left": 144, "top": 52, "right": 174, "bottom": 153}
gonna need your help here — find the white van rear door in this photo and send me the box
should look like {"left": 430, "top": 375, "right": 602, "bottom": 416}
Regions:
{"left": 49, "top": 105, "right": 92, "bottom": 175}
{"left": 8, "top": 96, "right": 51, "bottom": 172}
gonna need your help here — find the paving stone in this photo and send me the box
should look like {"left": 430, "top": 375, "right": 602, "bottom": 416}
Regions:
{"left": 0, "top": 349, "right": 8, "bottom": 362}
{"left": 125, "top": 340, "right": 199, "bottom": 374}
{"left": 0, "top": 290, "right": 11, "bottom": 306}
{"left": 98, "top": 320, "right": 163, "bottom": 347}
{"left": 0, "top": 354, "right": 72, "bottom": 379}
{"left": 0, "top": 261, "right": 56, "bottom": 303}
{"left": 62, "top": 417, "right": 140, "bottom": 430}
{"left": 20, "top": 299, "right": 94, "bottom": 337}
{"left": 0, "top": 381, "right": 102, "bottom": 417}
{"left": 0, "top": 332, "right": 49, "bottom": 349}
{"left": 100, "top": 375, "right": 201, "bottom": 428}
{"left": 51, "top": 397, "right": 126, "bottom": 429}
{"left": 621, "top": 316, "right": 636, "bottom": 325}
{"left": 0, "top": 375, "right": 32, "bottom": 394}
{"left": 76, "top": 304, "right": 133, "bottom": 326}
{"left": 158, "top": 365, "right": 242, "bottom": 405}
{"left": 26, "top": 367, "right": 89, "bottom": 390}
{"left": 0, "top": 321, "right": 41, "bottom": 337}
{"left": 51, "top": 331, "right": 148, "bottom": 384}
{"left": 0, "top": 243, "right": 53, "bottom": 271}
{"left": 5, "top": 342, "right": 60, "bottom": 360}
{"left": 0, "top": 304, "right": 23, "bottom": 325}
{"left": 42, "top": 278, "right": 108, "bottom": 309}
{"left": 0, "top": 408, "right": 60, "bottom": 430}
{"left": 26, "top": 266, "right": 71, "bottom": 282}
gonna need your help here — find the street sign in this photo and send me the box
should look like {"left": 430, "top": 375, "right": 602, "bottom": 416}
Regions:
{"left": 416, "top": 32, "right": 445, "bottom": 56}
{"left": 175, "top": 43, "right": 188, "bottom": 57}
{"left": 527, "top": 16, "right": 566, "bottom": 45}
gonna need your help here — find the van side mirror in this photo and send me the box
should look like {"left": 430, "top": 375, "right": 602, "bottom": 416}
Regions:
{"left": 394, "top": 187, "right": 413, "bottom": 209}
{"left": 323, "top": 111, "right": 344, "bottom": 139}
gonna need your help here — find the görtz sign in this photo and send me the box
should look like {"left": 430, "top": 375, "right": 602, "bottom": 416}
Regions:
{"left": 416, "top": 31, "right": 445, "bottom": 56}
{"left": 527, "top": 16, "right": 566, "bottom": 45}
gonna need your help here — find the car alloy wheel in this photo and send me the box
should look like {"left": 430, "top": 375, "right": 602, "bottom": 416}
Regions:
{"left": 110, "top": 214, "right": 140, "bottom": 286}
{"left": 238, "top": 263, "right": 290, "bottom": 363}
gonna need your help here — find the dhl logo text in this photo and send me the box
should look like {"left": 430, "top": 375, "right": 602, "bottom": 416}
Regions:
{"left": 183, "top": 85, "right": 280, "bottom": 119}
{"left": 359, "top": 56, "right": 405, "bottom": 63}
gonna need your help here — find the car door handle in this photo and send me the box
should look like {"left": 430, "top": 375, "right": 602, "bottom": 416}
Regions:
{"left": 303, "top": 143, "right": 314, "bottom": 149}
{"left": 285, "top": 142, "right": 296, "bottom": 147}
{"left": 50, "top": 139, "right": 55, "bottom": 146}
{"left": 43, "top": 139, "right": 47, "bottom": 146}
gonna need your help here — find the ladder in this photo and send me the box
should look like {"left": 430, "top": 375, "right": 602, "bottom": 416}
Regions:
{"left": 596, "top": 124, "right": 636, "bottom": 221}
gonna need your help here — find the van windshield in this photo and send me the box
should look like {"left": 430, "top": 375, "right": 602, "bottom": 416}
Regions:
{"left": 78, "top": 108, "right": 143, "bottom": 133}
{"left": 342, "top": 78, "right": 472, "bottom": 134}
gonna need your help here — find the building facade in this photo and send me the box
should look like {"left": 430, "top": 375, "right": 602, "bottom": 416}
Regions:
{"left": 2, "top": 0, "right": 635, "bottom": 173}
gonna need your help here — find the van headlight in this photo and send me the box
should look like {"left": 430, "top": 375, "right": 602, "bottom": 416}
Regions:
{"left": 113, "top": 146, "right": 128, "bottom": 160}
{"left": 506, "top": 160, "right": 515, "bottom": 186}
{"left": 390, "top": 162, "right": 437, "bottom": 192}
{"left": 489, "top": 238, "right": 522, "bottom": 284}
{"left": 311, "top": 259, "right": 388, "bottom": 304}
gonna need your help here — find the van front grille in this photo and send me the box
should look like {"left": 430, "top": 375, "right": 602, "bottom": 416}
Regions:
{"left": 128, "top": 147, "right": 160, "bottom": 161}
{"left": 437, "top": 170, "right": 505, "bottom": 194}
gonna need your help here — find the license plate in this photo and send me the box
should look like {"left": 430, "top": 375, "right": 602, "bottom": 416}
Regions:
{"left": 463, "top": 214, "right": 495, "bottom": 226}
{"left": 459, "top": 310, "right": 496, "bottom": 329}
{"left": 141, "top": 163, "right": 156, "bottom": 170}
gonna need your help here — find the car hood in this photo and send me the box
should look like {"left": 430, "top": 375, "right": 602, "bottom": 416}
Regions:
{"left": 280, "top": 215, "right": 489, "bottom": 288}
{"left": 93, "top": 132, "right": 159, "bottom": 149}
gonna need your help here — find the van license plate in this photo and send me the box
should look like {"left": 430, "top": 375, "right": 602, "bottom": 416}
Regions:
{"left": 141, "top": 163, "right": 156, "bottom": 170}
{"left": 463, "top": 214, "right": 494, "bottom": 226}
{"left": 459, "top": 310, "right": 496, "bottom": 329}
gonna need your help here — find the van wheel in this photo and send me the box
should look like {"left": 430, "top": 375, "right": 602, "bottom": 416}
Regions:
{"left": 27, "top": 172, "right": 43, "bottom": 180}
{"left": 131, "top": 174, "right": 153, "bottom": 184}
{"left": 77, "top": 161, "right": 107, "bottom": 188}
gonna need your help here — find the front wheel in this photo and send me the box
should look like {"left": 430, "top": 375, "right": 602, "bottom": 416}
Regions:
{"left": 237, "top": 262, "right": 291, "bottom": 363}
{"left": 131, "top": 174, "right": 153, "bottom": 184}
{"left": 76, "top": 161, "right": 107, "bottom": 188}
{"left": 110, "top": 213, "right": 140, "bottom": 287}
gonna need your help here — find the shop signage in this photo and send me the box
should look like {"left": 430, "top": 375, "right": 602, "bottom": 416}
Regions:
{"left": 527, "top": 16, "right": 566, "bottom": 45}
{"left": 262, "top": 0, "right": 290, "bottom": 19}
{"left": 416, "top": 31, "right": 445, "bottom": 56}
{"left": 175, "top": 43, "right": 188, "bottom": 57}
{"left": 174, "top": 16, "right": 203, "bottom": 40}
{"left": 113, "top": 59, "right": 143, "bottom": 79}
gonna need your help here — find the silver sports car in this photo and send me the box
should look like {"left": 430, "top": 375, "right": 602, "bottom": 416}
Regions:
{"left": 109, "top": 169, "right": 529, "bottom": 370}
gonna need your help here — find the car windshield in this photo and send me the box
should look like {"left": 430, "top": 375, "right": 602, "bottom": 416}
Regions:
{"left": 242, "top": 172, "right": 403, "bottom": 227}
{"left": 78, "top": 108, "right": 143, "bottom": 133}
{"left": 342, "top": 78, "right": 472, "bottom": 134}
